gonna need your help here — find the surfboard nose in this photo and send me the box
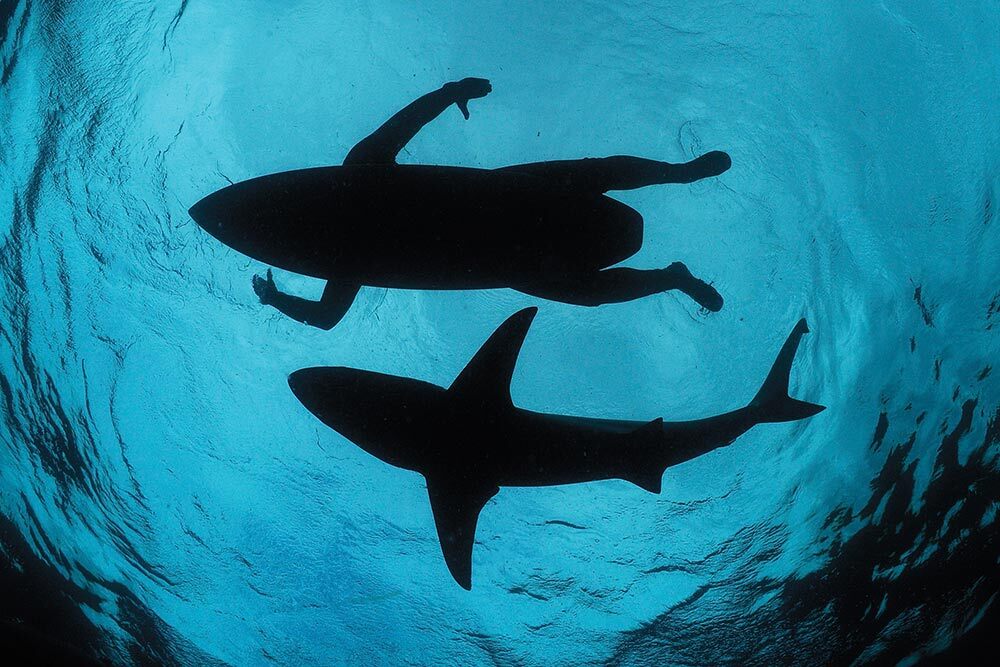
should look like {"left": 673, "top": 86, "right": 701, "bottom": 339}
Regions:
{"left": 188, "top": 192, "right": 225, "bottom": 235}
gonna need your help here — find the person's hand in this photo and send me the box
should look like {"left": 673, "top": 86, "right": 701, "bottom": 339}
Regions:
{"left": 444, "top": 77, "right": 492, "bottom": 119}
{"left": 252, "top": 269, "right": 277, "bottom": 305}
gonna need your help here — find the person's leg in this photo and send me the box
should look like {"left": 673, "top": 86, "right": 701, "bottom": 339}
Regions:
{"left": 515, "top": 262, "right": 723, "bottom": 311}
{"left": 252, "top": 270, "right": 360, "bottom": 330}
{"left": 496, "top": 152, "right": 731, "bottom": 192}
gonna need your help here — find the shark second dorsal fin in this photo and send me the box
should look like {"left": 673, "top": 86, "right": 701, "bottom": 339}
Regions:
{"left": 448, "top": 307, "right": 538, "bottom": 406}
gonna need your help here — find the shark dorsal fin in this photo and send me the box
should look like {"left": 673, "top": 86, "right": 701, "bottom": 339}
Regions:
{"left": 449, "top": 307, "right": 538, "bottom": 406}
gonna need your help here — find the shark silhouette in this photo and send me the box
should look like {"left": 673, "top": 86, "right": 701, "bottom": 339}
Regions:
{"left": 189, "top": 78, "right": 731, "bottom": 331}
{"left": 288, "top": 308, "right": 824, "bottom": 588}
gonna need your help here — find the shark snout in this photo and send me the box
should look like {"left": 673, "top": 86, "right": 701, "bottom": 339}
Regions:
{"left": 287, "top": 367, "right": 320, "bottom": 410}
{"left": 288, "top": 366, "right": 371, "bottom": 422}
{"left": 288, "top": 366, "right": 433, "bottom": 472}
{"left": 289, "top": 367, "right": 341, "bottom": 407}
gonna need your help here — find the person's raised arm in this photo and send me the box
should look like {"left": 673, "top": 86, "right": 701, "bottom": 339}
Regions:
{"left": 343, "top": 77, "right": 492, "bottom": 166}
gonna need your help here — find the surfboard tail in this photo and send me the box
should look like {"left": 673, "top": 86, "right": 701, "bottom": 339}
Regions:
{"left": 748, "top": 319, "right": 825, "bottom": 423}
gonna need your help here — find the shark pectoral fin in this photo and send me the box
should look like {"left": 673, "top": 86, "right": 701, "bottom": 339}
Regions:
{"left": 448, "top": 307, "right": 538, "bottom": 406}
{"left": 425, "top": 476, "right": 500, "bottom": 590}
{"left": 620, "top": 418, "right": 666, "bottom": 494}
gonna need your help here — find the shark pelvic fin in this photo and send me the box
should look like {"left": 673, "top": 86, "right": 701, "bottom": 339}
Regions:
{"left": 425, "top": 475, "right": 500, "bottom": 590}
{"left": 620, "top": 418, "right": 665, "bottom": 494}
{"left": 448, "top": 307, "right": 538, "bottom": 406}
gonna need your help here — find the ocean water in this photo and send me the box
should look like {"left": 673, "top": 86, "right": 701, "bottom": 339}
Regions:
{"left": 1, "top": 1, "right": 998, "bottom": 664}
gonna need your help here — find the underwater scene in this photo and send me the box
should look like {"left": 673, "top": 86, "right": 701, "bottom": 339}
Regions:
{"left": 1, "top": 1, "right": 998, "bottom": 664}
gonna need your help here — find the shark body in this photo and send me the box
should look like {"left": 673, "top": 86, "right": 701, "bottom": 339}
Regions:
{"left": 288, "top": 308, "right": 824, "bottom": 588}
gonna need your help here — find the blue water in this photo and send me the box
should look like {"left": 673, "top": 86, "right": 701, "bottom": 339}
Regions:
{"left": 1, "top": 1, "right": 998, "bottom": 664}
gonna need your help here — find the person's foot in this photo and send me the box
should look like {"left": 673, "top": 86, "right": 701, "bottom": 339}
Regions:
{"left": 684, "top": 150, "right": 732, "bottom": 181}
{"left": 252, "top": 269, "right": 277, "bottom": 305}
{"left": 666, "top": 262, "right": 723, "bottom": 312}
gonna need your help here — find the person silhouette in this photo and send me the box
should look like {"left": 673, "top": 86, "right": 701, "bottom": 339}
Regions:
{"left": 189, "top": 78, "right": 732, "bottom": 330}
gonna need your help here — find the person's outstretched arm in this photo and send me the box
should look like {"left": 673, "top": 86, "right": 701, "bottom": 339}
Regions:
{"left": 253, "top": 270, "right": 359, "bottom": 331}
{"left": 343, "top": 77, "right": 492, "bottom": 166}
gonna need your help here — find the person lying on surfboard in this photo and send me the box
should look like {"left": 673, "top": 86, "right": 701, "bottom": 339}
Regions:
{"left": 189, "top": 78, "right": 731, "bottom": 330}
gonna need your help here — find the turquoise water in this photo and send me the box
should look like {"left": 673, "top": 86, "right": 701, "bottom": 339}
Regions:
{"left": 1, "top": 1, "right": 998, "bottom": 664}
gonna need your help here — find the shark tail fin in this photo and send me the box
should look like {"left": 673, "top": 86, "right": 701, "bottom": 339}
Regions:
{"left": 749, "top": 319, "right": 825, "bottom": 423}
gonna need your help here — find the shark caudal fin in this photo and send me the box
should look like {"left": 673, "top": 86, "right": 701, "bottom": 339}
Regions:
{"left": 748, "top": 319, "right": 825, "bottom": 423}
